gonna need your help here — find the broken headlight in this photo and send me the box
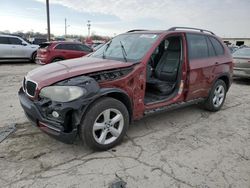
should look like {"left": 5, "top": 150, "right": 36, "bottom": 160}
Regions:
{"left": 39, "top": 86, "right": 86, "bottom": 102}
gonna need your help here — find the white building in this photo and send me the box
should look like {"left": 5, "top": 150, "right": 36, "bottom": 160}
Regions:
{"left": 223, "top": 38, "right": 250, "bottom": 46}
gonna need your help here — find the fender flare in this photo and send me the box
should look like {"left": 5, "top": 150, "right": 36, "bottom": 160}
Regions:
{"left": 80, "top": 88, "right": 133, "bottom": 123}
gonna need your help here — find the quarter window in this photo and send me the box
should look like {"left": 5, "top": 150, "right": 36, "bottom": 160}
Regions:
{"left": 186, "top": 34, "right": 209, "bottom": 59}
{"left": 206, "top": 37, "right": 216, "bottom": 57}
{"left": 209, "top": 37, "right": 224, "bottom": 56}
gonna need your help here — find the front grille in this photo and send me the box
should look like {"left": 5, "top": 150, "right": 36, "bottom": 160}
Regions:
{"left": 26, "top": 80, "right": 37, "bottom": 97}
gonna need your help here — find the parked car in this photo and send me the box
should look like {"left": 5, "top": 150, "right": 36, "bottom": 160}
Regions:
{"left": 36, "top": 41, "right": 93, "bottom": 64}
{"left": 0, "top": 34, "right": 39, "bottom": 62}
{"left": 228, "top": 46, "right": 238, "bottom": 54}
{"left": 233, "top": 47, "right": 250, "bottom": 78}
{"left": 19, "top": 27, "right": 233, "bottom": 150}
{"left": 31, "top": 38, "right": 47, "bottom": 45}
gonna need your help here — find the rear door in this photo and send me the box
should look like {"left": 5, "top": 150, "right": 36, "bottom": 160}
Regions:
{"left": 185, "top": 33, "right": 217, "bottom": 101}
{"left": 54, "top": 44, "right": 83, "bottom": 59}
{"left": 0, "top": 36, "right": 12, "bottom": 58}
{"left": 8, "top": 37, "right": 29, "bottom": 58}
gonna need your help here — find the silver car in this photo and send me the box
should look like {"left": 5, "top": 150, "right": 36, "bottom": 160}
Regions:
{"left": 233, "top": 47, "right": 250, "bottom": 78}
{"left": 0, "top": 34, "right": 39, "bottom": 62}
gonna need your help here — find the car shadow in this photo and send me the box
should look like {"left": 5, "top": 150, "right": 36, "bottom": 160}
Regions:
{"left": 233, "top": 77, "right": 250, "bottom": 85}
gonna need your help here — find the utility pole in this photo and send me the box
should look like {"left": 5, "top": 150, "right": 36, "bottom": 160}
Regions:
{"left": 64, "top": 18, "right": 70, "bottom": 38}
{"left": 87, "top": 20, "right": 91, "bottom": 37}
{"left": 46, "top": 0, "right": 51, "bottom": 41}
{"left": 65, "top": 18, "right": 67, "bottom": 37}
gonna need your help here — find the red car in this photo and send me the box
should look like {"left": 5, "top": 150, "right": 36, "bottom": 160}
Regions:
{"left": 19, "top": 27, "right": 233, "bottom": 150}
{"left": 36, "top": 41, "right": 93, "bottom": 64}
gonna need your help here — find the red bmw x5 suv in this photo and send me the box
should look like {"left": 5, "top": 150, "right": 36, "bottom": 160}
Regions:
{"left": 19, "top": 27, "right": 233, "bottom": 150}
{"left": 36, "top": 41, "right": 93, "bottom": 65}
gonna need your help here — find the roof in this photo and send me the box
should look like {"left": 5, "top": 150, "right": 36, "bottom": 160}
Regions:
{"left": 0, "top": 34, "right": 22, "bottom": 38}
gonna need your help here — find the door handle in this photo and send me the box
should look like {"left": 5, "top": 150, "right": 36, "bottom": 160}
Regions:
{"left": 215, "top": 62, "right": 219, "bottom": 65}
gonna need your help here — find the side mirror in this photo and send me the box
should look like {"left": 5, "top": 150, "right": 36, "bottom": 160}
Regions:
{"left": 21, "top": 42, "right": 27, "bottom": 46}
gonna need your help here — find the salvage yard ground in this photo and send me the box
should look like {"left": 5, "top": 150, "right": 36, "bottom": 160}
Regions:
{"left": 0, "top": 63, "right": 249, "bottom": 188}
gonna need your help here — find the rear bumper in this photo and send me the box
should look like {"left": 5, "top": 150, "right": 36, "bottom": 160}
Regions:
{"left": 18, "top": 89, "right": 78, "bottom": 143}
{"left": 233, "top": 67, "right": 250, "bottom": 78}
{"left": 35, "top": 57, "right": 47, "bottom": 65}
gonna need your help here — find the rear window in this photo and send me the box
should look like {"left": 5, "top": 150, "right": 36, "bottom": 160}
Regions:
{"left": 39, "top": 42, "right": 51, "bottom": 49}
{"left": 186, "top": 34, "right": 209, "bottom": 59}
{"left": 0, "top": 37, "right": 9, "bottom": 44}
{"left": 209, "top": 37, "right": 224, "bottom": 56}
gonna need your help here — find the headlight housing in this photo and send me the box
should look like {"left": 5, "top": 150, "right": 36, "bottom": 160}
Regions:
{"left": 39, "top": 86, "right": 86, "bottom": 102}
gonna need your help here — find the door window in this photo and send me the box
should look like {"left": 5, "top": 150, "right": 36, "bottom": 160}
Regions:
{"left": 186, "top": 34, "right": 209, "bottom": 59}
{"left": 9, "top": 37, "right": 22, "bottom": 45}
{"left": 75, "top": 44, "right": 92, "bottom": 52}
{"left": 0, "top": 37, "right": 10, "bottom": 44}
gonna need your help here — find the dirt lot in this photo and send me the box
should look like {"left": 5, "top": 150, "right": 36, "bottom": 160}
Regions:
{"left": 0, "top": 63, "right": 249, "bottom": 188}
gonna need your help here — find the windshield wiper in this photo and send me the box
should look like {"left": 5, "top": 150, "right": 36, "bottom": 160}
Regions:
{"left": 120, "top": 41, "right": 127, "bottom": 62}
{"left": 102, "top": 40, "right": 112, "bottom": 59}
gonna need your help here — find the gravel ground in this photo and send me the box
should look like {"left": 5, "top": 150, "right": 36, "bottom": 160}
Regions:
{"left": 0, "top": 63, "right": 249, "bottom": 188}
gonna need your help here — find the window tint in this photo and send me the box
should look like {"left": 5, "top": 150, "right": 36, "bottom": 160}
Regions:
{"left": 186, "top": 34, "right": 208, "bottom": 59}
{"left": 9, "top": 37, "right": 22, "bottom": 45}
{"left": 75, "top": 44, "right": 92, "bottom": 52}
{"left": 209, "top": 37, "right": 224, "bottom": 56}
{"left": 0, "top": 37, "right": 10, "bottom": 44}
{"left": 55, "top": 44, "right": 77, "bottom": 50}
{"left": 206, "top": 37, "right": 216, "bottom": 57}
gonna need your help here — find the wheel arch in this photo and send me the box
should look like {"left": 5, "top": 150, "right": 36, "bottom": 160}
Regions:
{"left": 215, "top": 73, "right": 231, "bottom": 91}
{"left": 50, "top": 56, "right": 65, "bottom": 63}
{"left": 81, "top": 88, "right": 133, "bottom": 124}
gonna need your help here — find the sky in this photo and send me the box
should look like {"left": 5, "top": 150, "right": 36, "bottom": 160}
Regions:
{"left": 0, "top": 0, "right": 249, "bottom": 37}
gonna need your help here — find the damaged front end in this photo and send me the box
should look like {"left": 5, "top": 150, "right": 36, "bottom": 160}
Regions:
{"left": 18, "top": 76, "right": 100, "bottom": 143}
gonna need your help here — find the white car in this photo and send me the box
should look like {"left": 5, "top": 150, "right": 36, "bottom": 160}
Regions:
{"left": 0, "top": 34, "right": 39, "bottom": 62}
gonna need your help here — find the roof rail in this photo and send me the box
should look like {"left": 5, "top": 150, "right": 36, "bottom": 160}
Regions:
{"left": 168, "top": 27, "right": 215, "bottom": 35}
{"left": 127, "top": 29, "right": 148, "bottom": 33}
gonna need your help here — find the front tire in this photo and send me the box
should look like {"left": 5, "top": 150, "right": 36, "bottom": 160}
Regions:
{"left": 204, "top": 79, "right": 227, "bottom": 111}
{"left": 31, "top": 51, "right": 37, "bottom": 62}
{"left": 80, "top": 97, "right": 129, "bottom": 150}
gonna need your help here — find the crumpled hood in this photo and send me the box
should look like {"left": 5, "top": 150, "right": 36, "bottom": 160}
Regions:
{"left": 26, "top": 57, "right": 133, "bottom": 90}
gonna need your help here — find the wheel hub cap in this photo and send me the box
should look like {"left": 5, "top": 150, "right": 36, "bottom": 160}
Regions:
{"left": 93, "top": 108, "right": 124, "bottom": 145}
{"left": 213, "top": 85, "right": 225, "bottom": 108}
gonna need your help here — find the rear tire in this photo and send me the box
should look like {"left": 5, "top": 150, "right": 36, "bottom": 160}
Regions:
{"left": 80, "top": 97, "right": 129, "bottom": 151}
{"left": 204, "top": 79, "right": 227, "bottom": 111}
{"left": 51, "top": 58, "right": 63, "bottom": 63}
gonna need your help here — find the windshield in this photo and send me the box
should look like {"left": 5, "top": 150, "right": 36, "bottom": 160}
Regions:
{"left": 233, "top": 48, "right": 250, "bottom": 57}
{"left": 90, "top": 33, "right": 159, "bottom": 62}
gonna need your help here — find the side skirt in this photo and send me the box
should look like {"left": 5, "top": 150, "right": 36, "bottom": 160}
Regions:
{"left": 144, "top": 98, "right": 205, "bottom": 116}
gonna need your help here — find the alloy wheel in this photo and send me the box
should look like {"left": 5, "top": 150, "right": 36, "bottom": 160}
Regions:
{"left": 92, "top": 108, "right": 124, "bottom": 145}
{"left": 212, "top": 85, "right": 225, "bottom": 108}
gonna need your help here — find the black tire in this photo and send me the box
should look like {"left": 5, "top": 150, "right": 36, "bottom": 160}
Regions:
{"left": 31, "top": 51, "right": 37, "bottom": 62}
{"left": 51, "top": 58, "right": 63, "bottom": 63}
{"left": 80, "top": 97, "right": 129, "bottom": 151}
{"left": 204, "top": 79, "right": 227, "bottom": 112}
